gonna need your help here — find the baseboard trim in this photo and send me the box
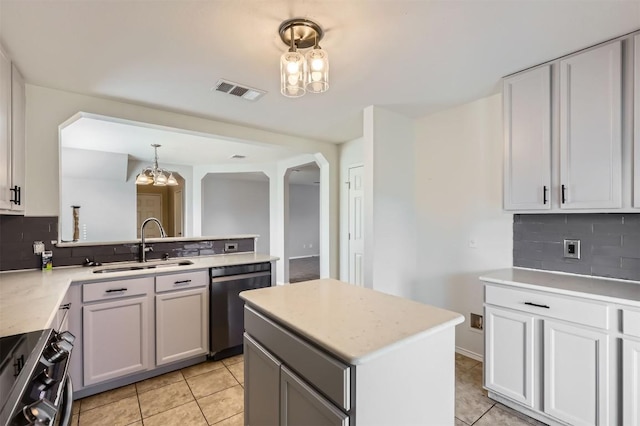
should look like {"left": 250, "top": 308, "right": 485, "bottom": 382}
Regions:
{"left": 289, "top": 255, "right": 320, "bottom": 260}
{"left": 455, "top": 346, "right": 483, "bottom": 362}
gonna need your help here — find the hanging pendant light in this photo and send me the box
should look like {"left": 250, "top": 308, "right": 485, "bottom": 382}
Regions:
{"left": 135, "top": 144, "right": 178, "bottom": 187}
{"left": 278, "top": 18, "right": 329, "bottom": 98}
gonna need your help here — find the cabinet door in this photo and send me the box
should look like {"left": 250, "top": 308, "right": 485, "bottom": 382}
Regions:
{"left": 484, "top": 306, "right": 536, "bottom": 407}
{"left": 280, "top": 366, "right": 349, "bottom": 426}
{"left": 10, "top": 63, "right": 24, "bottom": 212}
{"left": 559, "top": 41, "right": 622, "bottom": 209}
{"left": 0, "top": 46, "right": 11, "bottom": 210}
{"left": 503, "top": 65, "right": 551, "bottom": 210}
{"left": 623, "top": 338, "right": 640, "bottom": 426}
{"left": 634, "top": 34, "right": 640, "bottom": 208}
{"left": 244, "top": 334, "right": 281, "bottom": 426}
{"left": 83, "top": 295, "right": 150, "bottom": 386}
{"left": 155, "top": 287, "right": 208, "bottom": 366}
{"left": 543, "top": 320, "right": 609, "bottom": 426}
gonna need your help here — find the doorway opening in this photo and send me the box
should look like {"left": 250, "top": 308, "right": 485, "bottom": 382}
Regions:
{"left": 287, "top": 163, "right": 321, "bottom": 283}
{"left": 136, "top": 172, "right": 185, "bottom": 237}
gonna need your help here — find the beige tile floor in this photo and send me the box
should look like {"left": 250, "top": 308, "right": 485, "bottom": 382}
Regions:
{"left": 70, "top": 353, "right": 545, "bottom": 426}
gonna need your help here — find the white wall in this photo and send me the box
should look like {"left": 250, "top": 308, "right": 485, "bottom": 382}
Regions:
{"left": 288, "top": 183, "right": 320, "bottom": 258}
{"left": 60, "top": 176, "right": 136, "bottom": 242}
{"left": 354, "top": 96, "right": 512, "bottom": 358}
{"left": 413, "top": 94, "right": 512, "bottom": 358}
{"left": 363, "top": 106, "right": 417, "bottom": 297}
{"left": 339, "top": 137, "right": 364, "bottom": 281}
{"left": 201, "top": 174, "right": 270, "bottom": 254}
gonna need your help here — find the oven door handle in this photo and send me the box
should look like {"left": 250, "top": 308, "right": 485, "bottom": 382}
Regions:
{"left": 57, "top": 376, "right": 74, "bottom": 426}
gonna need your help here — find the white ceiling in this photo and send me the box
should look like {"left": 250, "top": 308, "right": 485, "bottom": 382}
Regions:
{"left": 61, "top": 116, "right": 300, "bottom": 165}
{"left": 1, "top": 1, "right": 639, "bottom": 143}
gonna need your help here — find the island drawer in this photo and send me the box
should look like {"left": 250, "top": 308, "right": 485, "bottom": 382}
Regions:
{"left": 83, "top": 277, "right": 153, "bottom": 302}
{"left": 156, "top": 271, "right": 208, "bottom": 293}
{"left": 485, "top": 284, "right": 609, "bottom": 330}
{"left": 244, "top": 305, "right": 351, "bottom": 411}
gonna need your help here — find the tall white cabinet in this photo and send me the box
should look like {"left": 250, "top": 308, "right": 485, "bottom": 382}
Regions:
{"left": 0, "top": 44, "right": 25, "bottom": 212}
{"left": 559, "top": 41, "right": 622, "bottom": 209}
{"left": 503, "top": 65, "right": 551, "bottom": 210}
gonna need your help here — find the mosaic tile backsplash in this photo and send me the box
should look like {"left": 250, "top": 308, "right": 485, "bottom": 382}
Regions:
{"left": 513, "top": 214, "right": 640, "bottom": 281}
{"left": 0, "top": 215, "right": 254, "bottom": 271}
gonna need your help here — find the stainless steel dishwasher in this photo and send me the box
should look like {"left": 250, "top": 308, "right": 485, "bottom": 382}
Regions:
{"left": 209, "top": 262, "right": 272, "bottom": 360}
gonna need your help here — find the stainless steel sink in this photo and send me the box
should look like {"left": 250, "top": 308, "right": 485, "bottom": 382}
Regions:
{"left": 93, "top": 260, "right": 194, "bottom": 273}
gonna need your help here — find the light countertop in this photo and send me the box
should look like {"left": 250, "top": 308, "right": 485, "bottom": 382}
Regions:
{"left": 55, "top": 234, "right": 259, "bottom": 247}
{"left": 0, "top": 253, "right": 277, "bottom": 338}
{"left": 480, "top": 268, "right": 640, "bottom": 306}
{"left": 240, "top": 279, "right": 464, "bottom": 365}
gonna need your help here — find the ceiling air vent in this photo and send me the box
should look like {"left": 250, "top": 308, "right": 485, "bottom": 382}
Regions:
{"left": 213, "top": 79, "right": 266, "bottom": 101}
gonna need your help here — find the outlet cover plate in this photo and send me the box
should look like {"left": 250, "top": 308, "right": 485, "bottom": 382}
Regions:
{"left": 563, "top": 239, "right": 581, "bottom": 259}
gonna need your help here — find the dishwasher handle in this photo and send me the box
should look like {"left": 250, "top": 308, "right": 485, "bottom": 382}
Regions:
{"left": 211, "top": 271, "right": 271, "bottom": 283}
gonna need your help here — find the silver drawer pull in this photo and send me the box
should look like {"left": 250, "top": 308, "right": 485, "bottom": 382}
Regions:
{"left": 174, "top": 279, "right": 192, "bottom": 285}
{"left": 105, "top": 288, "right": 127, "bottom": 293}
{"left": 524, "top": 302, "right": 550, "bottom": 309}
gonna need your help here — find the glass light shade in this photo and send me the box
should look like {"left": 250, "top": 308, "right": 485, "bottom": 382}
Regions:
{"left": 167, "top": 173, "right": 179, "bottom": 186}
{"left": 153, "top": 172, "right": 168, "bottom": 186}
{"left": 305, "top": 48, "right": 329, "bottom": 93}
{"left": 281, "top": 51, "right": 306, "bottom": 97}
{"left": 135, "top": 172, "right": 152, "bottom": 185}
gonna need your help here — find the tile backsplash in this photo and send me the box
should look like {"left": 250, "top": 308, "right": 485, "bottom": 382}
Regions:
{"left": 513, "top": 214, "right": 640, "bottom": 281}
{"left": 0, "top": 215, "right": 255, "bottom": 272}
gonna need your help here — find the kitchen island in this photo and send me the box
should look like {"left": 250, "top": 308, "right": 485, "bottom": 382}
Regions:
{"left": 240, "top": 278, "right": 464, "bottom": 425}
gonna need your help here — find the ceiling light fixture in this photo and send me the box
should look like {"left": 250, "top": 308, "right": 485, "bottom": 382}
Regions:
{"left": 278, "top": 18, "right": 329, "bottom": 98}
{"left": 135, "top": 144, "right": 178, "bottom": 186}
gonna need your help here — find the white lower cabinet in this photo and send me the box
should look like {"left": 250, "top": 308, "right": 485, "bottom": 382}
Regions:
{"left": 83, "top": 294, "right": 151, "bottom": 386}
{"left": 484, "top": 306, "right": 535, "bottom": 408}
{"left": 71, "top": 270, "right": 209, "bottom": 394}
{"left": 483, "top": 282, "right": 614, "bottom": 425}
{"left": 623, "top": 338, "right": 640, "bottom": 425}
{"left": 543, "top": 320, "right": 609, "bottom": 426}
{"left": 155, "top": 272, "right": 208, "bottom": 366}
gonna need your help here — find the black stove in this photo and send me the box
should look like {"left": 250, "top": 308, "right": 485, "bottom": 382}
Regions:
{"left": 0, "top": 329, "right": 74, "bottom": 426}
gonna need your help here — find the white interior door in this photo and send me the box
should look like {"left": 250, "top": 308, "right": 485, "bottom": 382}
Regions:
{"left": 137, "top": 193, "right": 163, "bottom": 237}
{"left": 348, "top": 166, "right": 364, "bottom": 286}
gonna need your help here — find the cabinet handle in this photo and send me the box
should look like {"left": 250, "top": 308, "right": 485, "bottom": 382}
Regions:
{"left": 9, "top": 186, "right": 20, "bottom": 205}
{"left": 105, "top": 288, "right": 127, "bottom": 293}
{"left": 59, "top": 303, "right": 71, "bottom": 310}
{"left": 174, "top": 279, "right": 192, "bottom": 285}
{"left": 524, "top": 302, "right": 550, "bottom": 309}
{"left": 543, "top": 186, "right": 548, "bottom": 205}
{"left": 561, "top": 185, "right": 566, "bottom": 204}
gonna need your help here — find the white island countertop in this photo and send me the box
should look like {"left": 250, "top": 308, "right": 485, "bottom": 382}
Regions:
{"left": 480, "top": 267, "right": 640, "bottom": 307}
{"left": 240, "top": 278, "right": 464, "bottom": 365}
{"left": 0, "top": 252, "right": 277, "bottom": 338}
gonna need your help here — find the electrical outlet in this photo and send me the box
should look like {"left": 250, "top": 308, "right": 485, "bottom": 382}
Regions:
{"left": 470, "top": 313, "right": 483, "bottom": 331}
{"left": 33, "top": 241, "right": 45, "bottom": 255}
{"left": 563, "top": 239, "right": 581, "bottom": 259}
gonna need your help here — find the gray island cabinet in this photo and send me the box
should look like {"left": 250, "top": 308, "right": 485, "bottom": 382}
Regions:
{"left": 240, "top": 278, "right": 464, "bottom": 426}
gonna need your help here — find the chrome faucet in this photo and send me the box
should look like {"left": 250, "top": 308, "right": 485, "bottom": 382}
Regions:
{"left": 140, "top": 217, "right": 167, "bottom": 262}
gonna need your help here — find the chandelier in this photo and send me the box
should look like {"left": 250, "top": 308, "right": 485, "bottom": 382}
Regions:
{"left": 135, "top": 144, "right": 178, "bottom": 186}
{"left": 278, "top": 18, "right": 329, "bottom": 98}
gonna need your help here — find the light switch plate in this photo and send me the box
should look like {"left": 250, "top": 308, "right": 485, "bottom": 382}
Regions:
{"left": 563, "top": 239, "right": 581, "bottom": 259}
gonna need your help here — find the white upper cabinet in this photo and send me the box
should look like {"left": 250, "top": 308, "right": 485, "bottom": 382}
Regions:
{"left": 0, "top": 44, "right": 26, "bottom": 212}
{"left": 0, "top": 46, "right": 11, "bottom": 210}
{"left": 634, "top": 34, "right": 640, "bottom": 208}
{"left": 559, "top": 41, "right": 622, "bottom": 209}
{"left": 503, "top": 65, "right": 551, "bottom": 210}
